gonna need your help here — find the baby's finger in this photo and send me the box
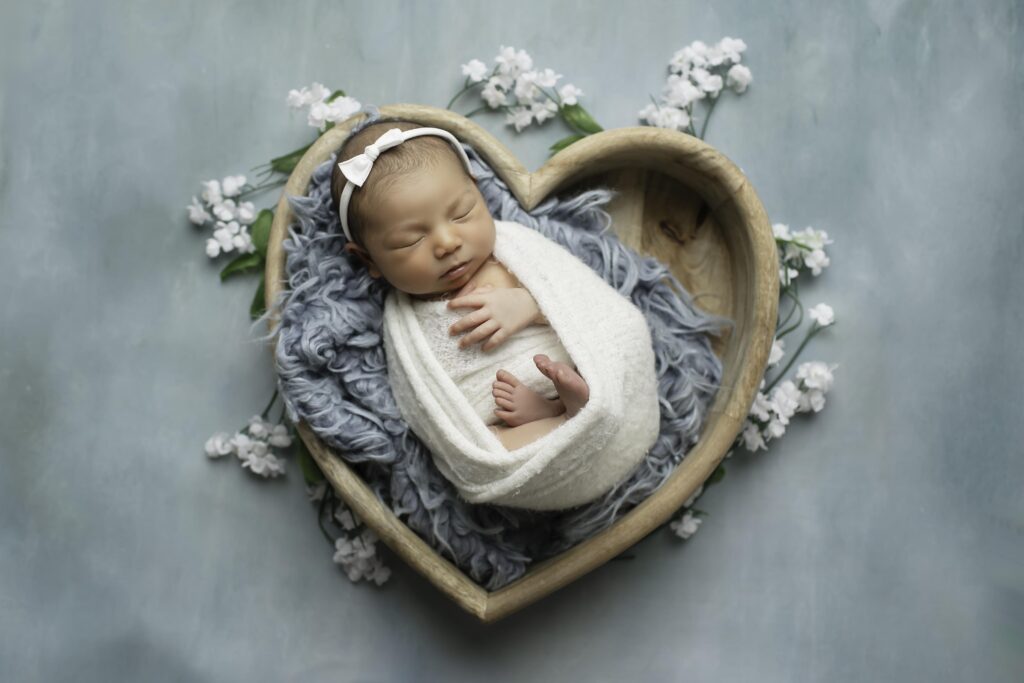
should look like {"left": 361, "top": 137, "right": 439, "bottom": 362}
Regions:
{"left": 481, "top": 328, "right": 510, "bottom": 352}
{"left": 458, "top": 319, "right": 500, "bottom": 349}
{"left": 449, "top": 308, "right": 491, "bottom": 335}
{"left": 447, "top": 293, "right": 485, "bottom": 310}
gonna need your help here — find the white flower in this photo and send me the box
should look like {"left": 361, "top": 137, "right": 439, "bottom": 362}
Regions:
{"left": 248, "top": 415, "right": 271, "bottom": 438}
{"left": 505, "top": 106, "right": 534, "bottom": 132}
{"left": 793, "top": 226, "right": 833, "bottom": 250}
{"left": 765, "top": 415, "right": 788, "bottom": 439}
{"left": 307, "top": 100, "right": 331, "bottom": 131}
{"left": 808, "top": 303, "right": 835, "bottom": 327}
{"left": 233, "top": 231, "right": 255, "bottom": 254}
{"left": 334, "top": 507, "right": 358, "bottom": 531}
{"left": 481, "top": 79, "right": 509, "bottom": 108}
{"left": 779, "top": 265, "right": 799, "bottom": 284}
{"left": 204, "top": 432, "right": 234, "bottom": 458}
{"left": 704, "top": 44, "right": 726, "bottom": 67}
{"left": 495, "top": 45, "right": 532, "bottom": 77}
{"left": 669, "top": 510, "right": 702, "bottom": 539}
{"left": 749, "top": 391, "right": 773, "bottom": 422}
{"left": 718, "top": 37, "right": 748, "bottom": 63}
{"left": 796, "top": 361, "right": 837, "bottom": 393}
{"left": 770, "top": 380, "right": 802, "bottom": 419}
{"left": 741, "top": 420, "right": 767, "bottom": 451}
{"left": 286, "top": 82, "right": 330, "bottom": 108}
{"left": 205, "top": 238, "right": 221, "bottom": 259}
{"left": 772, "top": 223, "right": 792, "bottom": 241}
{"left": 638, "top": 103, "right": 691, "bottom": 131}
{"left": 726, "top": 64, "right": 753, "bottom": 93}
{"left": 669, "top": 41, "right": 709, "bottom": 74}
{"left": 243, "top": 448, "right": 286, "bottom": 478}
{"left": 558, "top": 83, "right": 583, "bottom": 106}
{"left": 333, "top": 529, "right": 390, "bottom": 585}
{"left": 324, "top": 96, "right": 362, "bottom": 124}
{"left": 804, "top": 248, "right": 830, "bottom": 276}
{"left": 530, "top": 99, "right": 559, "bottom": 124}
{"left": 221, "top": 175, "right": 246, "bottom": 198}
{"left": 797, "top": 388, "right": 827, "bottom": 413}
{"left": 231, "top": 432, "right": 254, "bottom": 460}
{"left": 663, "top": 73, "right": 704, "bottom": 109}
{"left": 212, "top": 199, "right": 237, "bottom": 222}
{"left": 306, "top": 481, "right": 328, "bottom": 504}
{"left": 513, "top": 71, "right": 541, "bottom": 102}
{"left": 691, "top": 67, "right": 723, "bottom": 96}
{"left": 268, "top": 424, "right": 292, "bottom": 448}
{"left": 532, "top": 67, "right": 562, "bottom": 88}
{"left": 236, "top": 201, "right": 256, "bottom": 225}
{"left": 201, "top": 180, "right": 222, "bottom": 205}
{"left": 461, "top": 58, "right": 488, "bottom": 82}
{"left": 212, "top": 223, "right": 237, "bottom": 253}
{"left": 188, "top": 196, "right": 212, "bottom": 225}
{"left": 768, "top": 338, "right": 785, "bottom": 367}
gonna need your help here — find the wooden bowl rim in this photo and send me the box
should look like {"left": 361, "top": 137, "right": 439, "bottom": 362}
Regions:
{"left": 264, "top": 103, "right": 778, "bottom": 623}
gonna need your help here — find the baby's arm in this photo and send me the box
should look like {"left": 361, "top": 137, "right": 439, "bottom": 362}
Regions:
{"left": 447, "top": 284, "right": 546, "bottom": 351}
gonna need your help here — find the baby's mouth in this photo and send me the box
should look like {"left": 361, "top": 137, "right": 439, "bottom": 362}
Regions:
{"left": 441, "top": 259, "right": 470, "bottom": 279}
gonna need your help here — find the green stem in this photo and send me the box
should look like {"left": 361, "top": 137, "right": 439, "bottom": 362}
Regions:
{"left": 776, "top": 285, "right": 801, "bottom": 332}
{"left": 446, "top": 77, "right": 474, "bottom": 110}
{"left": 316, "top": 490, "right": 336, "bottom": 545}
{"left": 699, "top": 94, "right": 720, "bottom": 140}
{"left": 764, "top": 325, "right": 821, "bottom": 393}
{"left": 238, "top": 178, "right": 286, "bottom": 200}
{"left": 259, "top": 388, "right": 279, "bottom": 420}
{"left": 463, "top": 104, "right": 491, "bottom": 118}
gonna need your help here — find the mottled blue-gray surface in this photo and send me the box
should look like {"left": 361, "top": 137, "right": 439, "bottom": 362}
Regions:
{"left": 1, "top": 1, "right": 1021, "bottom": 682}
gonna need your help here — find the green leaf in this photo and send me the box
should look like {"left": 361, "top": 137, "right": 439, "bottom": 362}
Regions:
{"left": 707, "top": 464, "right": 727, "bottom": 486}
{"left": 219, "top": 252, "right": 263, "bottom": 282}
{"left": 560, "top": 103, "right": 603, "bottom": 135}
{"left": 326, "top": 89, "right": 347, "bottom": 103}
{"left": 250, "top": 274, "right": 267, "bottom": 320}
{"left": 250, "top": 209, "right": 273, "bottom": 258}
{"left": 296, "top": 439, "right": 325, "bottom": 485}
{"left": 549, "top": 134, "right": 586, "bottom": 154}
{"left": 270, "top": 143, "right": 313, "bottom": 175}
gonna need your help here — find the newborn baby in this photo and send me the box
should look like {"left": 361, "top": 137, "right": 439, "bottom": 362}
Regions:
{"left": 330, "top": 118, "right": 589, "bottom": 451}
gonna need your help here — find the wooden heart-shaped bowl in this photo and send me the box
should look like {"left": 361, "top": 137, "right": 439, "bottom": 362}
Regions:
{"left": 266, "top": 103, "right": 778, "bottom": 622}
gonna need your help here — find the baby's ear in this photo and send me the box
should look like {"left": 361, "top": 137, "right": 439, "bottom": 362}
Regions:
{"left": 343, "top": 242, "right": 382, "bottom": 279}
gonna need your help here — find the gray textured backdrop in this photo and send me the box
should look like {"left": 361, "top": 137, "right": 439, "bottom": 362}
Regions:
{"left": 1, "top": 1, "right": 1022, "bottom": 681}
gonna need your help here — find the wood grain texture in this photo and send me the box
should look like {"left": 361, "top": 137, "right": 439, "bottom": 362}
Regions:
{"left": 265, "top": 103, "right": 778, "bottom": 623}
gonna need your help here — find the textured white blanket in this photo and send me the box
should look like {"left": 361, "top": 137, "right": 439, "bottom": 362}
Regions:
{"left": 383, "top": 219, "right": 660, "bottom": 510}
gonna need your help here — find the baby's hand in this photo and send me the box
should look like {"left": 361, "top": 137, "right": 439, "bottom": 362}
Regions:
{"left": 447, "top": 284, "right": 542, "bottom": 351}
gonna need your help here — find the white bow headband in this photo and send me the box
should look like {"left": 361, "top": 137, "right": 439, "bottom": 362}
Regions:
{"left": 336, "top": 126, "right": 476, "bottom": 244}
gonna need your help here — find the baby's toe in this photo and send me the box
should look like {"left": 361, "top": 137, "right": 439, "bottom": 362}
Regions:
{"left": 496, "top": 369, "right": 520, "bottom": 386}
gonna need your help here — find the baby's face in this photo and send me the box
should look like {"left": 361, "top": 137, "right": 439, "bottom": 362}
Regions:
{"left": 352, "top": 156, "right": 495, "bottom": 298}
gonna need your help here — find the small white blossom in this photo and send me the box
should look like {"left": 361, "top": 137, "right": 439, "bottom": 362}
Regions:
{"left": 796, "top": 361, "right": 837, "bottom": 393}
{"left": 248, "top": 415, "right": 272, "bottom": 438}
{"left": 481, "top": 79, "right": 509, "bottom": 108}
{"left": 286, "top": 82, "right": 330, "bottom": 109}
{"left": 220, "top": 175, "right": 246, "bottom": 198}
{"left": 808, "top": 303, "right": 835, "bottom": 327}
{"left": 663, "top": 73, "right": 704, "bottom": 108}
{"left": 773, "top": 223, "right": 792, "bottom": 241}
{"left": 726, "top": 64, "right": 753, "bottom": 93}
{"left": 683, "top": 484, "right": 704, "bottom": 508}
{"left": 505, "top": 106, "right": 534, "bottom": 132}
{"left": 719, "top": 37, "right": 748, "bottom": 63}
{"left": 307, "top": 100, "right": 331, "bottom": 131}
{"left": 638, "top": 103, "right": 691, "bottom": 131}
{"left": 306, "top": 481, "right": 328, "bottom": 503}
{"left": 793, "top": 226, "right": 833, "bottom": 250}
{"left": 236, "top": 201, "right": 256, "bottom": 225}
{"left": 233, "top": 231, "right": 255, "bottom": 254}
{"left": 770, "top": 380, "right": 802, "bottom": 419}
{"left": 558, "top": 83, "right": 583, "bottom": 106}
{"left": 325, "top": 96, "right": 362, "bottom": 125}
{"left": 205, "top": 238, "right": 221, "bottom": 259}
{"left": 188, "top": 196, "right": 212, "bottom": 225}
{"left": 513, "top": 71, "right": 541, "bottom": 102}
{"left": 200, "top": 180, "right": 222, "bottom": 205}
{"left": 765, "top": 415, "right": 788, "bottom": 439}
{"left": 231, "top": 432, "right": 254, "bottom": 460}
{"left": 334, "top": 507, "right": 358, "bottom": 531}
{"left": 243, "top": 448, "right": 286, "bottom": 478}
{"left": 532, "top": 67, "right": 562, "bottom": 89}
{"left": 804, "top": 248, "right": 830, "bottom": 276}
{"left": 268, "top": 424, "right": 292, "bottom": 448}
{"left": 779, "top": 265, "right": 799, "bottom": 284}
{"left": 691, "top": 67, "right": 724, "bottom": 96}
{"left": 333, "top": 528, "right": 390, "bottom": 585}
{"left": 461, "top": 58, "right": 488, "bottom": 82}
{"left": 495, "top": 45, "right": 533, "bottom": 77}
{"left": 204, "top": 432, "right": 234, "bottom": 458}
{"left": 530, "top": 99, "right": 559, "bottom": 124}
{"left": 749, "top": 391, "right": 773, "bottom": 422}
{"left": 798, "top": 388, "right": 827, "bottom": 413}
{"left": 212, "top": 199, "right": 237, "bottom": 222}
{"left": 741, "top": 420, "right": 767, "bottom": 451}
{"left": 670, "top": 510, "right": 702, "bottom": 539}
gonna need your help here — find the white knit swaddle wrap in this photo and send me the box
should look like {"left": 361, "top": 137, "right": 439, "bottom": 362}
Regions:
{"left": 383, "top": 219, "right": 660, "bottom": 511}
{"left": 409, "top": 298, "right": 573, "bottom": 427}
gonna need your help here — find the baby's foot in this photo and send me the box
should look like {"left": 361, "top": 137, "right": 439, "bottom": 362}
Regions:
{"left": 533, "top": 354, "right": 590, "bottom": 418}
{"left": 492, "top": 369, "right": 565, "bottom": 427}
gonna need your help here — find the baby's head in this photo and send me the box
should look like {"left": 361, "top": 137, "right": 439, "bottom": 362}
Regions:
{"left": 331, "top": 118, "right": 496, "bottom": 299}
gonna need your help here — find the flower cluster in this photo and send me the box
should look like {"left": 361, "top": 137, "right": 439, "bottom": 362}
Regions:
{"left": 308, "top": 482, "right": 392, "bottom": 585}
{"left": 460, "top": 46, "right": 584, "bottom": 132}
{"left": 639, "top": 37, "right": 752, "bottom": 133}
{"left": 286, "top": 82, "right": 362, "bottom": 132}
{"left": 741, "top": 357, "right": 839, "bottom": 452}
{"left": 774, "top": 223, "right": 834, "bottom": 285}
{"left": 204, "top": 415, "right": 291, "bottom": 478}
{"left": 187, "top": 175, "right": 259, "bottom": 259}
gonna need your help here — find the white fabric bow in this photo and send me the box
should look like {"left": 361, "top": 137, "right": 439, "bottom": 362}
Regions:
{"left": 337, "top": 127, "right": 406, "bottom": 187}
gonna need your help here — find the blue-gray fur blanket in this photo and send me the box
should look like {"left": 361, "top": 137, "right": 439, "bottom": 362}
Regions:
{"left": 273, "top": 106, "right": 731, "bottom": 590}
